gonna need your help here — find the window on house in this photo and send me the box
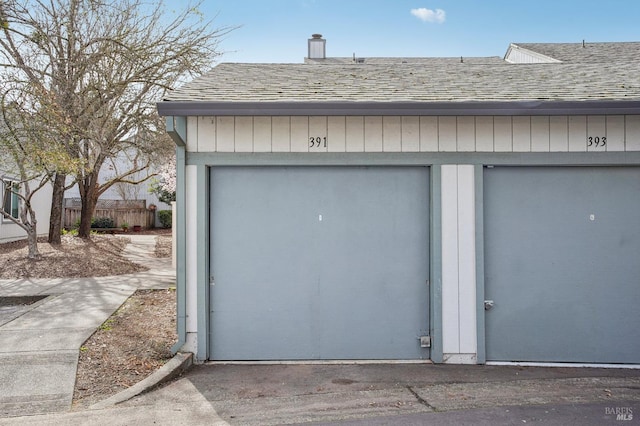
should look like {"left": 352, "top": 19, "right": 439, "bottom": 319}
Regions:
{"left": 2, "top": 179, "right": 20, "bottom": 220}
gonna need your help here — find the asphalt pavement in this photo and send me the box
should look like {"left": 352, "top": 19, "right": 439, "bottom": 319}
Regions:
{"left": 1, "top": 362, "right": 638, "bottom": 425}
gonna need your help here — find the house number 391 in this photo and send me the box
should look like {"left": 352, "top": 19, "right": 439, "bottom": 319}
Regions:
{"left": 309, "top": 137, "right": 327, "bottom": 148}
{"left": 587, "top": 136, "right": 606, "bottom": 147}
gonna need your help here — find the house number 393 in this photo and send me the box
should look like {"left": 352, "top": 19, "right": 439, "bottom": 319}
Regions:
{"left": 309, "top": 137, "right": 327, "bottom": 148}
{"left": 587, "top": 136, "right": 606, "bottom": 147}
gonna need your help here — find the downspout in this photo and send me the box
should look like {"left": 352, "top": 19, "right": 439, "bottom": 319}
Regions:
{"left": 165, "top": 116, "right": 188, "bottom": 354}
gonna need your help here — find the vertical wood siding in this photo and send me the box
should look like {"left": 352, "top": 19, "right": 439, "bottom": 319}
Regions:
{"left": 568, "top": 116, "right": 587, "bottom": 152}
{"left": 254, "top": 117, "right": 272, "bottom": 152}
{"left": 364, "top": 117, "right": 383, "bottom": 152}
{"left": 216, "top": 117, "right": 234, "bottom": 152}
{"left": 192, "top": 115, "right": 640, "bottom": 153}
{"left": 549, "top": 116, "right": 568, "bottom": 151}
{"left": 606, "top": 116, "right": 625, "bottom": 151}
{"left": 441, "top": 165, "right": 477, "bottom": 360}
{"left": 419, "top": 117, "right": 438, "bottom": 151}
{"left": 382, "top": 117, "right": 402, "bottom": 152}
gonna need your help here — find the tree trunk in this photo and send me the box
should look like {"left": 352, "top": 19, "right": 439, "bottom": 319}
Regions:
{"left": 26, "top": 222, "right": 40, "bottom": 259}
{"left": 78, "top": 178, "right": 99, "bottom": 238}
{"left": 48, "top": 172, "right": 66, "bottom": 245}
{"left": 21, "top": 199, "right": 40, "bottom": 259}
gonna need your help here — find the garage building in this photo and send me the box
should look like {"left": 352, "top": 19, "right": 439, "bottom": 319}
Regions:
{"left": 157, "top": 38, "right": 640, "bottom": 365}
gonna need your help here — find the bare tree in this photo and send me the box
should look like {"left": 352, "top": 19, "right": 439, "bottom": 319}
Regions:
{"left": 0, "top": 0, "right": 230, "bottom": 238}
{"left": 113, "top": 182, "right": 140, "bottom": 202}
{"left": 0, "top": 89, "right": 79, "bottom": 258}
{"left": 108, "top": 149, "right": 151, "bottom": 201}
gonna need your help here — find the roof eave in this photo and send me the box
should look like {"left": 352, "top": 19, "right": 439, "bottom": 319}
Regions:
{"left": 156, "top": 100, "right": 640, "bottom": 117}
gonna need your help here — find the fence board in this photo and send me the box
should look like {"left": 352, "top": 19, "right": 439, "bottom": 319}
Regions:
{"left": 64, "top": 208, "right": 154, "bottom": 229}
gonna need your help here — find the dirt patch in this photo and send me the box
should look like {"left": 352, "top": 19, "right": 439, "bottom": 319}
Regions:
{"left": 0, "top": 234, "right": 147, "bottom": 279}
{"left": 154, "top": 235, "right": 172, "bottom": 258}
{"left": 72, "top": 288, "right": 177, "bottom": 409}
{"left": 0, "top": 295, "right": 48, "bottom": 306}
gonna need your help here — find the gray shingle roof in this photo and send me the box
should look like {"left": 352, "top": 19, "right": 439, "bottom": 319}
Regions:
{"left": 160, "top": 42, "right": 640, "bottom": 113}
{"left": 164, "top": 61, "right": 639, "bottom": 103}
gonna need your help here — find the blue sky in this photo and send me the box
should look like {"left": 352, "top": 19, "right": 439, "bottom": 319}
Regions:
{"left": 179, "top": 0, "right": 640, "bottom": 63}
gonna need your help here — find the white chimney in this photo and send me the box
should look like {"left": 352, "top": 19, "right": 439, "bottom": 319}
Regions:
{"left": 308, "top": 34, "right": 326, "bottom": 59}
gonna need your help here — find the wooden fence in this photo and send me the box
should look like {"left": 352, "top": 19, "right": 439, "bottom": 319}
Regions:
{"left": 63, "top": 198, "right": 155, "bottom": 229}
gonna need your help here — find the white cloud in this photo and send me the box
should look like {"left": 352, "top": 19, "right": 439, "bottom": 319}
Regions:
{"left": 411, "top": 8, "right": 446, "bottom": 24}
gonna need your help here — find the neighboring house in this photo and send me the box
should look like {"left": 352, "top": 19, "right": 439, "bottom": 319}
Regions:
{"left": 64, "top": 148, "right": 170, "bottom": 228}
{"left": 0, "top": 116, "right": 53, "bottom": 243}
{"left": 157, "top": 37, "right": 640, "bottom": 365}
{"left": 0, "top": 172, "right": 53, "bottom": 243}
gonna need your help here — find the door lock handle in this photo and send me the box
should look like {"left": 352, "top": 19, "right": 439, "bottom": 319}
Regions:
{"left": 484, "top": 300, "right": 495, "bottom": 311}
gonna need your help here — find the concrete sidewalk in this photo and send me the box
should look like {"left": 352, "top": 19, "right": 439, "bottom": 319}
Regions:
{"left": 0, "top": 234, "right": 175, "bottom": 418}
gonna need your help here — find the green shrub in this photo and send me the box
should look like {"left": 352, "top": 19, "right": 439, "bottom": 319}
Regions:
{"left": 158, "top": 210, "right": 172, "bottom": 228}
{"left": 91, "top": 217, "right": 115, "bottom": 228}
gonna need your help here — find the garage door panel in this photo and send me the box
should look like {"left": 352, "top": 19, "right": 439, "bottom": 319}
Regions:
{"left": 484, "top": 167, "right": 640, "bottom": 363}
{"left": 214, "top": 309, "right": 315, "bottom": 360}
{"left": 210, "top": 166, "right": 429, "bottom": 360}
